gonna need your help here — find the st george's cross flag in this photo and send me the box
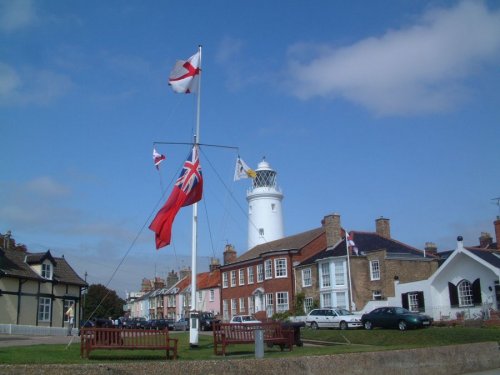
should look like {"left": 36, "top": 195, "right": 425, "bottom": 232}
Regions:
{"left": 152, "top": 148, "right": 166, "bottom": 170}
{"left": 234, "top": 157, "right": 256, "bottom": 181}
{"left": 345, "top": 230, "right": 359, "bottom": 256}
{"left": 149, "top": 145, "right": 203, "bottom": 249}
{"left": 168, "top": 51, "right": 201, "bottom": 94}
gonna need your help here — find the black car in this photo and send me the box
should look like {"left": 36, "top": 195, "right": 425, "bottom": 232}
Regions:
{"left": 148, "top": 319, "right": 172, "bottom": 330}
{"left": 199, "top": 312, "right": 219, "bottom": 331}
{"left": 361, "top": 306, "right": 433, "bottom": 331}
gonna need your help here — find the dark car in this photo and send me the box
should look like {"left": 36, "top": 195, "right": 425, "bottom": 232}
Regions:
{"left": 148, "top": 319, "right": 172, "bottom": 330}
{"left": 199, "top": 312, "right": 219, "bottom": 331}
{"left": 173, "top": 318, "right": 189, "bottom": 331}
{"left": 361, "top": 306, "right": 433, "bottom": 331}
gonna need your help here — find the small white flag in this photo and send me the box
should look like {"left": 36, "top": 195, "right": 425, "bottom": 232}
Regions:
{"left": 234, "top": 157, "right": 256, "bottom": 181}
{"left": 153, "top": 148, "right": 166, "bottom": 169}
{"left": 168, "top": 51, "right": 200, "bottom": 94}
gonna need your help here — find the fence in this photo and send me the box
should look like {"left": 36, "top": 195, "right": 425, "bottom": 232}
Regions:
{"left": 0, "top": 324, "right": 76, "bottom": 336}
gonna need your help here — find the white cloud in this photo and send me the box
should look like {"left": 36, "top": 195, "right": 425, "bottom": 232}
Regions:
{"left": 286, "top": 1, "right": 500, "bottom": 116}
{"left": 0, "top": 62, "right": 73, "bottom": 106}
{"left": 0, "top": 0, "right": 37, "bottom": 32}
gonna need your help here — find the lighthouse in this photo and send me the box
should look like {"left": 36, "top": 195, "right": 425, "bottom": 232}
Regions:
{"left": 247, "top": 158, "right": 284, "bottom": 249}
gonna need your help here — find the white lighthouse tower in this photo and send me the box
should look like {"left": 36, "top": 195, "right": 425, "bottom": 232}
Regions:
{"left": 247, "top": 158, "right": 284, "bottom": 249}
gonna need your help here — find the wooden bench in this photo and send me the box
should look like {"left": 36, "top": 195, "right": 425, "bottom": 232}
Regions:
{"left": 80, "top": 327, "right": 178, "bottom": 359}
{"left": 212, "top": 322, "right": 294, "bottom": 356}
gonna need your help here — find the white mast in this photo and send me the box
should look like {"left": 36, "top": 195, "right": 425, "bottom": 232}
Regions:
{"left": 345, "top": 231, "right": 355, "bottom": 311}
{"left": 189, "top": 45, "right": 202, "bottom": 347}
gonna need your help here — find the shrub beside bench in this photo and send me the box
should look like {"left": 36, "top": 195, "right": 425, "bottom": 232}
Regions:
{"left": 212, "top": 322, "right": 294, "bottom": 356}
{"left": 80, "top": 327, "right": 178, "bottom": 359}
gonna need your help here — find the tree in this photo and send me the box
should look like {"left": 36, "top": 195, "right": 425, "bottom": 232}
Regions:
{"left": 83, "top": 283, "right": 125, "bottom": 321}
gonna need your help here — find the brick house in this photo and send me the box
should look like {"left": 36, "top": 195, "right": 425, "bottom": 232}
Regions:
{"left": 0, "top": 232, "right": 87, "bottom": 333}
{"left": 296, "top": 215, "right": 438, "bottom": 313}
{"left": 219, "top": 217, "right": 333, "bottom": 321}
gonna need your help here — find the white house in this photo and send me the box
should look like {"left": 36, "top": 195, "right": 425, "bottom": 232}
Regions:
{"left": 385, "top": 236, "right": 500, "bottom": 321}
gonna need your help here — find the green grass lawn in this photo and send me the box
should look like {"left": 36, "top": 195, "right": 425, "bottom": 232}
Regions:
{"left": 1, "top": 326, "right": 499, "bottom": 365}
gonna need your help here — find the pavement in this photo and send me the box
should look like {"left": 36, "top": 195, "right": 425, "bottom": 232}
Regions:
{"left": 0, "top": 334, "right": 78, "bottom": 347}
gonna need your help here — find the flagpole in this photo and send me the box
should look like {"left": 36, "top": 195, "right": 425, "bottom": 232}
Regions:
{"left": 346, "top": 231, "right": 355, "bottom": 312}
{"left": 190, "top": 45, "right": 202, "bottom": 348}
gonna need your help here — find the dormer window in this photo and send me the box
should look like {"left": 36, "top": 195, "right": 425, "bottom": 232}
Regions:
{"left": 41, "top": 263, "right": 52, "bottom": 280}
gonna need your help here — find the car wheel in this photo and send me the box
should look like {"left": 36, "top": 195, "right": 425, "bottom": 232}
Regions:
{"left": 364, "top": 320, "right": 373, "bottom": 330}
{"left": 398, "top": 320, "right": 407, "bottom": 331}
{"left": 339, "top": 321, "right": 348, "bottom": 330}
{"left": 310, "top": 321, "right": 319, "bottom": 330}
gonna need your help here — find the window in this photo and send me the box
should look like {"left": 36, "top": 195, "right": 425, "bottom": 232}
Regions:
{"left": 321, "top": 293, "right": 332, "bottom": 308}
{"left": 372, "top": 290, "right": 382, "bottom": 300}
{"left": 276, "top": 292, "right": 289, "bottom": 312}
{"left": 264, "top": 259, "right": 273, "bottom": 279}
{"left": 408, "top": 292, "right": 419, "bottom": 312}
{"left": 239, "top": 297, "right": 245, "bottom": 312}
{"left": 304, "top": 297, "right": 314, "bottom": 313}
{"left": 271, "top": 203, "right": 276, "bottom": 212}
{"left": 198, "top": 291, "right": 203, "bottom": 302}
{"left": 222, "top": 272, "right": 228, "bottom": 288}
{"left": 265, "top": 293, "right": 274, "bottom": 317}
{"left": 41, "top": 263, "right": 52, "bottom": 280}
{"left": 231, "top": 299, "right": 237, "bottom": 316}
{"left": 223, "top": 300, "right": 229, "bottom": 321}
{"left": 334, "top": 261, "right": 345, "bottom": 286}
{"left": 257, "top": 264, "right": 264, "bottom": 282}
{"left": 302, "top": 268, "right": 312, "bottom": 287}
{"left": 209, "top": 289, "right": 215, "bottom": 302}
{"left": 38, "top": 297, "right": 51, "bottom": 321}
{"left": 247, "top": 266, "right": 254, "bottom": 284}
{"left": 239, "top": 269, "right": 245, "bottom": 285}
{"left": 458, "top": 280, "right": 473, "bottom": 307}
{"left": 321, "top": 263, "right": 331, "bottom": 287}
{"left": 259, "top": 228, "right": 264, "bottom": 237}
{"left": 63, "top": 300, "right": 72, "bottom": 323}
{"left": 274, "top": 258, "right": 287, "bottom": 278}
{"left": 335, "top": 292, "right": 347, "bottom": 309}
{"left": 248, "top": 297, "right": 255, "bottom": 314}
{"left": 370, "top": 260, "right": 380, "bottom": 280}
{"left": 230, "top": 270, "right": 236, "bottom": 287}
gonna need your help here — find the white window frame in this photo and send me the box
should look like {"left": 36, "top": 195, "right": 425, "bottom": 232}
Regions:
{"left": 209, "top": 289, "right": 215, "bottom": 302}
{"left": 257, "top": 264, "right": 264, "bottom": 282}
{"left": 334, "top": 261, "right": 345, "bottom": 286}
{"left": 239, "top": 269, "right": 245, "bottom": 286}
{"left": 247, "top": 266, "right": 254, "bottom": 284}
{"left": 222, "top": 272, "right": 228, "bottom": 288}
{"left": 372, "top": 290, "right": 382, "bottom": 300}
{"left": 239, "top": 297, "right": 245, "bottom": 313}
{"left": 265, "top": 293, "right": 274, "bottom": 317}
{"left": 302, "top": 268, "right": 312, "bottom": 287}
{"left": 304, "top": 297, "right": 314, "bottom": 313}
{"left": 408, "top": 292, "right": 419, "bottom": 312}
{"left": 248, "top": 296, "right": 255, "bottom": 314}
{"left": 223, "top": 300, "right": 229, "bottom": 321}
{"left": 41, "top": 263, "right": 52, "bottom": 280}
{"left": 264, "top": 259, "right": 273, "bottom": 280}
{"left": 370, "top": 260, "right": 380, "bottom": 281}
{"left": 321, "top": 292, "right": 332, "bottom": 308}
{"left": 321, "top": 263, "right": 331, "bottom": 287}
{"left": 38, "top": 297, "right": 51, "bottom": 322}
{"left": 63, "top": 300, "right": 72, "bottom": 323}
{"left": 458, "top": 280, "right": 474, "bottom": 307}
{"left": 230, "top": 270, "right": 237, "bottom": 287}
{"left": 231, "top": 298, "right": 237, "bottom": 317}
{"left": 274, "top": 258, "right": 287, "bottom": 278}
{"left": 335, "top": 292, "right": 347, "bottom": 309}
{"left": 276, "top": 292, "right": 289, "bottom": 313}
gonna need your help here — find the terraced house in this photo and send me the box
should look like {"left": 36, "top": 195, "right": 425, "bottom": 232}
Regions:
{"left": 0, "top": 232, "right": 87, "bottom": 334}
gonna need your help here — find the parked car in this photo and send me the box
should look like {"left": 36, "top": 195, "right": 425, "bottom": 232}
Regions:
{"left": 199, "top": 312, "right": 219, "bottom": 331}
{"left": 128, "top": 317, "right": 147, "bottom": 329}
{"left": 173, "top": 318, "right": 189, "bottom": 331}
{"left": 148, "top": 318, "right": 174, "bottom": 330}
{"left": 229, "top": 315, "right": 261, "bottom": 324}
{"left": 361, "top": 306, "right": 433, "bottom": 331}
{"left": 306, "top": 308, "right": 362, "bottom": 330}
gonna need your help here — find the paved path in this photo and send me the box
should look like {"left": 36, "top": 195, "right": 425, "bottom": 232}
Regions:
{"left": 0, "top": 334, "right": 78, "bottom": 347}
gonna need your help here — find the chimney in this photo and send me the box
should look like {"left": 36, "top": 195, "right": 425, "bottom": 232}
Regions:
{"left": 376, "top": 217, "right": 391, "bottom": 239}
{"left": 495, "top": 218, "right": 500, "bottom": 251}
{"left": 322, "top": 213, "right": 342, "bottom": 248}
{"left": 479, "top": 232, "right": 493, "bottom": 248}
{"left": 166, "top": 270, "right": 179, "bottom": 288}
{"left": 223, "top": 244, "right": 237, "bottom": 265}
{"left": 424, "top": 242, "right": 438, "bottom": 257}
{"left": 209, "top": 258, "right": 220, "bottom": 272}
{"left": 153, "top": 276, "right": 165, "bottom": 290}
{"left": 141, "top": 278, "right": 153, "bottom": 292}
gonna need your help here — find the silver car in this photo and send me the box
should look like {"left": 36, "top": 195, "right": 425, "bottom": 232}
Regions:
{"left": 306, "top": 308, "right": 362, "bottom": 330}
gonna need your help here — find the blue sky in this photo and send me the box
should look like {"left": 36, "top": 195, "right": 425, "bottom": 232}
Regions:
{"left": 1, "top": 0, "right": 499, "bottom": 297}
